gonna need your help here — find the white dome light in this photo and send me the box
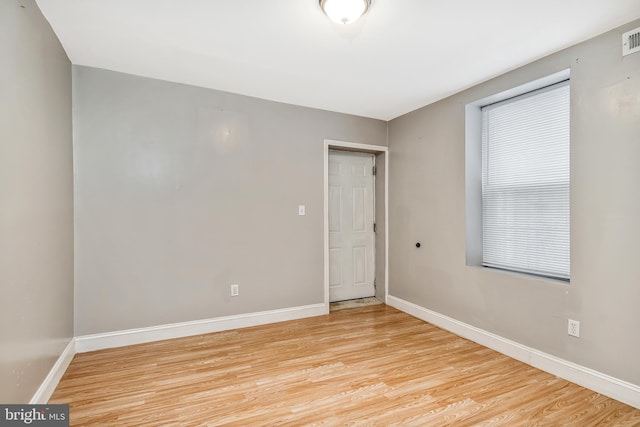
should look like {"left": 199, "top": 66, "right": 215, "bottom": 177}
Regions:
{"left": 319, "top": 0, "right": 371, "bottom": 25}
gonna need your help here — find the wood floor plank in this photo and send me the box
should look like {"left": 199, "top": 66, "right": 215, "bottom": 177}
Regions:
{"left": 50, "top": 305, "right": 640, "bottom": 426}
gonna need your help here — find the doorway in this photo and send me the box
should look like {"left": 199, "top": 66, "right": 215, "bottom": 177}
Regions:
{"left": 323, "top": 140, "right": 388, "bottom": 310}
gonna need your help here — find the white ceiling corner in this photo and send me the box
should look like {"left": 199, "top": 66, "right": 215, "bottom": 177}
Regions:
{"left": 36, "top": 0, "right": 640, "bottom": 120}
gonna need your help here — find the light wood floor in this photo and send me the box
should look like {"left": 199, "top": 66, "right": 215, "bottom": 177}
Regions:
{"left": 50, "top": 305, "right": 640, "bottom": 426}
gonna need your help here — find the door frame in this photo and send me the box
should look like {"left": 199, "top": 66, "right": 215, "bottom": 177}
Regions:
{"left": 323, "top": 139, "right": 389, "bottom": 311}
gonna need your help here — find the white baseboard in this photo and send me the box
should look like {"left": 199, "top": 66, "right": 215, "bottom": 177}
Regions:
{"left": 75, "top": 303, "right": 328, "bottom": 353}
{"left": 387, "top": 295, "right": 640, "bottom": 410}
{"left": 30, "top": 338, "right": 76, "bottom": 404}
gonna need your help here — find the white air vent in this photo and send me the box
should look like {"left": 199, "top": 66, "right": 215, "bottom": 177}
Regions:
{"left": 622, "top": 27, "right": 640, "bottom": 56}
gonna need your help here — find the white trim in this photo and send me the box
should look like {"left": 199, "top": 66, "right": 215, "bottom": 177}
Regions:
{"left": 384, "top": 148, "right": 389, "bottom": 304}
{"left": 324, "top": 139, "right": 390, "bottom": 153}
{"left": 75, "top": 303, "right": 326, "bottom": 353}
{"left": 324, "top": 140, "right": 389, "bottom": 307}
{"left": 387, "top": 295, "right": 640, "bottom": 409}
{"left": 30, "top": 339, "right": 76, "bottom": 404}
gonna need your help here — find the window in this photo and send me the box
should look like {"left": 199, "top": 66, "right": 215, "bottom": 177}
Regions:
{"left": 480, "top": 80, "right": 570, "bottom": 280}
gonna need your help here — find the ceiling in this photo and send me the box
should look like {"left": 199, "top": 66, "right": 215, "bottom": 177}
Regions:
{"left": 36, "top": 0, "right": 640, "bottom": 121}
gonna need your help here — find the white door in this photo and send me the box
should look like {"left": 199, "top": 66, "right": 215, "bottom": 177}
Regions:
{"left": 329, "top": 150, "right": 376, "bottom": 302}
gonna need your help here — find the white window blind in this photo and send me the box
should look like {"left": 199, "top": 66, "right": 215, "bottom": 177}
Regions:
{"left": 481, "top": 81, "right": 570, "bottom": 280}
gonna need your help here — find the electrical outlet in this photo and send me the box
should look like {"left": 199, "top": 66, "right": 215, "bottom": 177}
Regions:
{"left": 230, "top": 284, "right": 239, "bottom": 297}
{"left": 568, "top": 319, "right": 580, "bottom": 337}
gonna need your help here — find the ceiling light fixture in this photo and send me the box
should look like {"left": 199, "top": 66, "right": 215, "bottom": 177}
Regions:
{"left": 319, "top": 0, "right": 371, "bottom": 25}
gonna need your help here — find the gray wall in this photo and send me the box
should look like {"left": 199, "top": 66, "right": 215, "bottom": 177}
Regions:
{"left": 73, "top": 66, "right": 387, "bottom": 335}
{"left": 0, "top": 0, "right": 74, "bottom": 403}
{"left": 388, "top": 19, "right": 640, "bottom": 386}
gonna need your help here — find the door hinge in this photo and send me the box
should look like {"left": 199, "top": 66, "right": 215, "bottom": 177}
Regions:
{"left": 372, "top": 165, "right": 377, "bottom": 176}
{"left": 374, "top": 279, "right": 377, "bottom": 289}
{"left": 373, "top": 223, "right": 377, "bottom": 233}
